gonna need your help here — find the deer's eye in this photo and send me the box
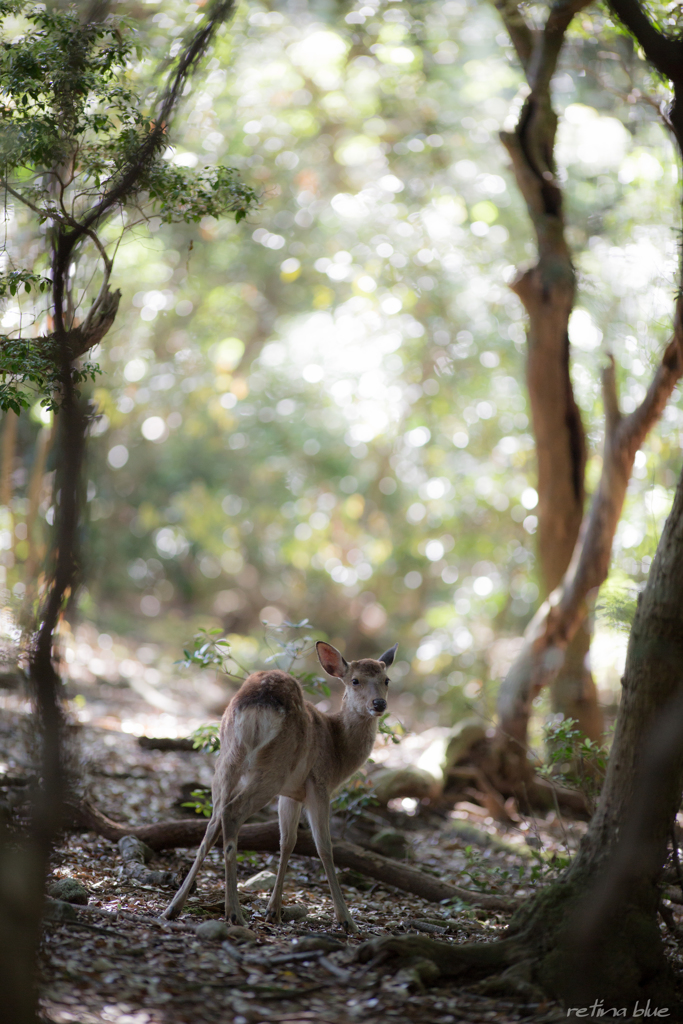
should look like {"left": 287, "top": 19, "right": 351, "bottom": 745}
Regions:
{"left": 352, "top": 678, "right": 360, "bottom": 686}
{"left": 385, "top": 678, "right": 390, "bottom": 686}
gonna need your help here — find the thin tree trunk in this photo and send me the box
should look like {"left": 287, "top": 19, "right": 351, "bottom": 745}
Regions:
{"left": 0, "top": 409, "right": 18, "bottom": 511}
{"left": 20, "top": 424, "right": 55, "bottom": 625}
{"left": 490, "top": 0, "right": 603, "bottom": 748}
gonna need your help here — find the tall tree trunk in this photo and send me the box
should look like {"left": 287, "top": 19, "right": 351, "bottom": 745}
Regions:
{"left": 0, "top": 375, "right": 88, "bottom": 1024}
{"left": 20, "top": 425, "right": 55, "bottom": 627}
{"left": 359, "top": 428, "right": 683, "bottom": 1012}
{"left": 493, "top": 0, "right": 603, "bottom": 747}
{"left": 0, "top": 409, "right": 18, "bottom": 511}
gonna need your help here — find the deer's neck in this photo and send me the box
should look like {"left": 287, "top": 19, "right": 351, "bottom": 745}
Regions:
{"left": 330, "top": 702, "right": 378, "bottom": 785}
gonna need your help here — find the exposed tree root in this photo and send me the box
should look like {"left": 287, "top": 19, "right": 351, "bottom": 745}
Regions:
{"left": 66, "top": 799, "right": 515, "bottom": 912}
{"left": 355, "top": 875, "right": 682, "bottom": 1011}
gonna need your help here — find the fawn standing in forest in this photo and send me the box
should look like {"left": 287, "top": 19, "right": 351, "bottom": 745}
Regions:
{"left": 161, "top": 639, "right": 398, "bottom": 932}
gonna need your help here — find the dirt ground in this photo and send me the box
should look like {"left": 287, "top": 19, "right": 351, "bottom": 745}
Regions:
{"left": 2, "top": 625, "right": 682, "bottom": 1024}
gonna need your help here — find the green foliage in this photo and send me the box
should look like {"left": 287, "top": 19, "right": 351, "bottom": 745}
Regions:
{"left": 0, "top": 0, "right": 256, "bottom": 413}
{"left": 540, "top": 716, "right": 608, "bottom": 813}
{"left": 0, "top": 336, "right": 100, "bottom": 413}
{"left": 182, "top": 786, "right": 213, "bottom": 817}
{"left": 189, "top": 723, "right": 221, "bottom": 753}
{"left": 263, "top": 619, "right": 331, "bottom": 698}
{"left": 597, "top": 583, "right": 638, "bottom": 633}
{"left": 179, "top": 627, "right": 232, "bottom": 674}
{"left": 0, "top": 270, "right": 50, "bottom": 298}
{"left": 378, "top": 712, "right": 405, "bottom": 745}
{"left": 460, "top": 842, "right": 569, "bottom": 893}
{"left": 144, "top": 163, "right": 257, "bottom": 225}
{"left": 331, "top": 771, "right": 379, "bottom": 825}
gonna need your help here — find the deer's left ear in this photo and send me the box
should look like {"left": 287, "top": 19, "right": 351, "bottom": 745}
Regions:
{"left": 378, "top": 643, "right": 398, "bottom": 667}
{"left": 316, "top": 641, "right": 349, "bottom": 678}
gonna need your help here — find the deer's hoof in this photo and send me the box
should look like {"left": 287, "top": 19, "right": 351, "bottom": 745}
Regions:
{"left": 265, "top": 908, "right": 281, "bottom": 924}
{"left": 341, "top": 918, "right": 359, "bottom": 935}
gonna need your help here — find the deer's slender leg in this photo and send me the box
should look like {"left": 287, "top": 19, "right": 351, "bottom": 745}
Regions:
{"left": 161, "top": 813, "right": 222, "bottom": 920}
{"left": 266, "top": 796, "right": 302, "bottom": 923}
{"left": 221, "top": 812, "right": 245, "bottom": 926}
{"left": 305, "top": 779, "right": 357, "bottom": 933}
{"left": 222, "top": 780, "right": 282, "bottom": 925}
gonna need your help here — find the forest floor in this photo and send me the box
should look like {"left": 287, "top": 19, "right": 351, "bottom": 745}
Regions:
{"left": 2, "top": 623, "right": 682, "bottom": 1024}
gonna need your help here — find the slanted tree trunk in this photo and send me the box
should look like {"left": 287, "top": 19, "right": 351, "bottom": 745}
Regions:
{"left": 358, "top": 398, "right": 683, "bottom": 1011}
{"left": 488, "top": 0, "right": 683, "bottom": 791}
{"left": 493, "top": 0, "right": 601, "bottom": 747}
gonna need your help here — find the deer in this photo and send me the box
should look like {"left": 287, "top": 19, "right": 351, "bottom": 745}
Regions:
{"left": 161, "top": 640, "right": 398, "bottom": 933}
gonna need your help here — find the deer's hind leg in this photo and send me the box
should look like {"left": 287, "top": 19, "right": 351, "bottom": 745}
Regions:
{"left": 161, "top": 813, "right": 222, "bottom": 920}
{"left": 266, "top": 796, "right": 302, "bottom": 923}
{"left": 222, "top": 778, "right": 283, "bottom": 926}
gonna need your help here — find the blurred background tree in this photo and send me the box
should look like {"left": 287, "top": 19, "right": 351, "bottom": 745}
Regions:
{"left": 1, "top": 0, "right": 681, "bottom": 750}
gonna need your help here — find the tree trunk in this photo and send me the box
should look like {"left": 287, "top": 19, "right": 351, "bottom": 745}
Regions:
{"left": 492, "top": 0, "right": 605, "bottom": 751}
{"left": 0, "top": 409, "right": 18, "bottom": 511}
{"left": 492, "top": 331, "right": 683, "bottom": 790}
{"left": 359, "top": 454, "right": 683, "bottom": 1010}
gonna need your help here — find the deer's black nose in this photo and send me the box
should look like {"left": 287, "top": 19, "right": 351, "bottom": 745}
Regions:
{"left": 373, "top": 698, "right": 387, "bottom": 712}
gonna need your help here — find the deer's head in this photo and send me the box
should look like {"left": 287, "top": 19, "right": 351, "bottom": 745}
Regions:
{"left": 316, "top": 641, "right": 398, "bottom": 718}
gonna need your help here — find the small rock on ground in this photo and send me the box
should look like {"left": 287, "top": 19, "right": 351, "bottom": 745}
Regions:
{"left": 47, "top": 878, "right": 89, "bottom": 905}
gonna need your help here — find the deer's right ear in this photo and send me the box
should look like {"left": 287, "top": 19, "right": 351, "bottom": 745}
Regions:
{"left": 316, "top": 641, "right": 348, "bottom": 678}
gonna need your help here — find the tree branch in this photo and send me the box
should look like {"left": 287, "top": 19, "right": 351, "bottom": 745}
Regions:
{"left": 607, "top": 0, "right": 683, "bottom": 86}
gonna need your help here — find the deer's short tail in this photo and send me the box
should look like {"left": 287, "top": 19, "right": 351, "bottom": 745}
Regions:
{"left": 230, "top": 704, "right": 285, "bottom": 761}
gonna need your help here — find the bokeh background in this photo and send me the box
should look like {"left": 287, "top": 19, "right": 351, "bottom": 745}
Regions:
{"left": 2, "top": 0, "right": 680, "bottom": 741}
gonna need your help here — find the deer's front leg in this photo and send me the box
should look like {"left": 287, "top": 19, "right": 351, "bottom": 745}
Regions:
{"left": 305, "top": 779, "right": 358, "bottom": 934}
{"left": 266, "top": 796, "right": 302, "bottom": 923}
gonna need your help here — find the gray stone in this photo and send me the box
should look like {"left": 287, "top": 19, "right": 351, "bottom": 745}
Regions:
{"left": 47, "top": 878, "right": 89, "bottom": 906}
{"left": 281, "top": 903, "right": 309, "bottom": 922}
{"left": 196, "top": 920, "right": 230, "bottom": 941}
{"left": 118, "top": 835, "right": 154, "bottom": 864}
{"left": 368, "top": 828, "right": 409, "bottom": 860}
{"left": 44, "top": 897, "right": 77, "bottom": 922}
{"left": 295, "top": 934, "right": 345, "bottom": 952}
{"left": 226, "top": 925, "right": 257, "bottom": 943}
{"left": 238, "top": 869, "right": 277, "bottom": 892}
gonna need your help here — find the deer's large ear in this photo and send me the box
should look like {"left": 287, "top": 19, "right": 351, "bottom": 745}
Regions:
{"left": 378, "top": 643, "right": 398, "bottom": 667}
{"left": 316, "top": 641, "right": 348, "bottom": 678}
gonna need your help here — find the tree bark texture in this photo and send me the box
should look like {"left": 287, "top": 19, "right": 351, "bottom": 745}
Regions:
{"left": 493, "top": 0, "right": 602, "bottom": 744}
{"left": 67, "top": 799, "right": 515, "bottom": 912}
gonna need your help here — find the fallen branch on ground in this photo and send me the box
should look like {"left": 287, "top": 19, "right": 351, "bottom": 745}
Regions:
{"left": 67, "top": 799, "right": 516, "bottom": 912}
{"left": 138, "top": 737, "right": 197, "bottom": 751}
